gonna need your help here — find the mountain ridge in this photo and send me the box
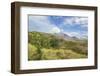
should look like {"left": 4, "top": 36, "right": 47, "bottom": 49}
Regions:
{"left": 29, "top": 31, "right": 87, "bottom": 42}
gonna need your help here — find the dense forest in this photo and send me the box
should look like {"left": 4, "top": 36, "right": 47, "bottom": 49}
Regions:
{"left": 28, "top": 31, "right": 88, "bottom": 60}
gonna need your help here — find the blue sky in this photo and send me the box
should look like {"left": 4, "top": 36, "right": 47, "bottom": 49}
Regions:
{"left": 28, "top": 15, "right": 88, "bottom": 38}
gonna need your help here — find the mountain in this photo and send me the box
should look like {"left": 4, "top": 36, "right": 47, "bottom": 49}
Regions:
{"left": 29, "top": 31, "right": 81, "bottom": 41}
{"left": 53, "top": 32, "right": 79, "bottom": 41}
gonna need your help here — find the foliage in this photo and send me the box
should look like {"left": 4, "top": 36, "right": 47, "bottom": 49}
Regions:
{"left": 28, "top": 32, "right": 88, "bottom": 60}
{"left": 28, "top": 43, "right": 40, "bottom": 60}
{"left": 41, "top": 48, "right": 87, "bottom": 60}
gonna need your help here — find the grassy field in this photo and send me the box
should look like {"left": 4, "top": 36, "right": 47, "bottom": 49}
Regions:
{"left": 28, "top": 32, "right": 88, "bottom": 61}
{"left": 28, "top": 43, "right": 87, "bottom": 60}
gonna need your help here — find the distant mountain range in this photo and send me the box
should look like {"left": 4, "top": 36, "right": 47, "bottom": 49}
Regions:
{"left": 30, "top": 31, "right": 87, "bottom": 41}
{"left": 53, "top": 32, "right": 79, "bottom": 41}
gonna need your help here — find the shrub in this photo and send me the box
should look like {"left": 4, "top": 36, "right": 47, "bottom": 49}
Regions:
{"left": 70, "top": 45, "right": 87, "bottom": 55}
{"left": 28, "top": 43, "right": 41, "bottom": 60}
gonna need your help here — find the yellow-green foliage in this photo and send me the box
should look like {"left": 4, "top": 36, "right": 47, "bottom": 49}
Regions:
{"left": 28, "top": 32, "right": 88, "bottom": 60}
{"left": 41, "top": 48, "right": 87, "bottom": 60}
{"left": 28, "top": 43, "right": 41, "bottom": 60}
{"left": 28, "top": 44, "right": 87, "bottom": 60}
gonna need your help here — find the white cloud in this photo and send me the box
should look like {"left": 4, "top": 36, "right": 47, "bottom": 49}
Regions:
{"left": 51, "top": 27, "right": 61, "bottom": 33}
{"left": 81, "top": 31, "right": 88, "bottom": 38}
{"left": 63, "top": 18, "right": 74, "bottom": 25}
{"left": 29, "top": 16, "right": 60, "bottom": 33}
{"left": 63, "top": 17, "right": 88, "bottom": 28}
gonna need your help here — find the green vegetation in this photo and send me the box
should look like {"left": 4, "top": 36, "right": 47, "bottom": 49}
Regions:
{"left": 28, "top": 32, "right": 88, "bottom": 60}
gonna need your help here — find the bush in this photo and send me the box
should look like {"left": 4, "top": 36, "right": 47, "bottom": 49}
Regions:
{"left": 70, "top": 45, "right": 87, "bottom": 55}
{"left": 28, "top": 43, "right": 41, "bottom": 60}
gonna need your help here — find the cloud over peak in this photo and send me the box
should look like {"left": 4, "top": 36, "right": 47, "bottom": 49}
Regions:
{"left": 29, "top": 15, "right": 88, "bottom": 38}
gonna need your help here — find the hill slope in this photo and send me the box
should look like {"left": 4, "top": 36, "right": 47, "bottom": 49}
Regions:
{"left": 28, "top": 31, "right": 88, "bottom": 60}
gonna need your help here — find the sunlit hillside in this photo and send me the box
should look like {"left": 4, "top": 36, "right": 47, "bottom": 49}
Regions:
{"left": 28, "top": 31, "right": 88, "bottom": 60}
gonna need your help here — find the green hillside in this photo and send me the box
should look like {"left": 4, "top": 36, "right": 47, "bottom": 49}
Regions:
{"left": 28, "top": 32, "right": 88, "bottom": 60}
